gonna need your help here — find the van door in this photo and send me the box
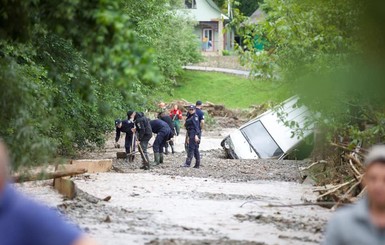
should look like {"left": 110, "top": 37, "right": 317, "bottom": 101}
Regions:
{"left": 240, "top": 120, "right": 284, "bottom": 158}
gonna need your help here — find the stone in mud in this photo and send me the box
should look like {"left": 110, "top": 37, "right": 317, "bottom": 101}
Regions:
{"left": 103, "top": 215, "right": 112, "bottom": 223}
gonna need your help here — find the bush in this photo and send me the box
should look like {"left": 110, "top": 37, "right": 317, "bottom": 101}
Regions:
{"left": 222, "top": 50, "right": 231, "bottom": 56}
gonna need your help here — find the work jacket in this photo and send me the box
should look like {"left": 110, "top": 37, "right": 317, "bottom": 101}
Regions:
{"left": 323, "top": 197, "right": 385, "bottom": 245}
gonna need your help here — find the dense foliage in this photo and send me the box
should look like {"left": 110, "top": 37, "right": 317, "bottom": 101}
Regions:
{"left": 213, "top": 0, "right": 263, "bottom": 16}
{"left": 0, "top": 0, "right": 200, "bottom": 168}
{"left": 236, "top": 0, "right": 385, "bottom": 153}
{"left": 123, "top": 0, "right": 201, "bottom": 90}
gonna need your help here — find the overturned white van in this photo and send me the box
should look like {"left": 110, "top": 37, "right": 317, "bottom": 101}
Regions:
{"left": 221, "top": 96, "right": 314, "bottom": 160}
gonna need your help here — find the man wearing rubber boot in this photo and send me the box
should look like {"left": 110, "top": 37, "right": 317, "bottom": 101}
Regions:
{"left": 158, "top": 111, "right": 175, "bottom": 154}
{"left": 115, "top": 118, "right": 136, "bottom": 162}
{"left": 131, "top": 111, "right": 152, "bottom": 170}
{"left": 150, "top": 119, "right": 172, "bottom": 165}
{"left": 181, "top": 105, "right": 201, "bottom": 169}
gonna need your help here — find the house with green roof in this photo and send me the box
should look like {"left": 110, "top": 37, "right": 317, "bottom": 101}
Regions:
{"left": 184, "top": 0, "right": 234, "bottom": 52}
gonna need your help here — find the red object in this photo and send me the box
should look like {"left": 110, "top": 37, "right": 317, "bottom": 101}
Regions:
{"left": 170, "top": 109, "right": 183, "bottom": 120}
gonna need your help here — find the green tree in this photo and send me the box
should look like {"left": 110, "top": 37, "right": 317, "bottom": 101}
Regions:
{"left": 0, "top": 0, "right": 200, "bottom": 169}
{"left": 239, "top": 0, "right": 263, "bottom": 16}
{"left": 236, "top": 0, "right": 385, "bottom": 150}
{"left": 213, "top": 0, "right": 263, "bottom": 16}
{"left": 123, "top": 0, "right": 201, "bottom": 94}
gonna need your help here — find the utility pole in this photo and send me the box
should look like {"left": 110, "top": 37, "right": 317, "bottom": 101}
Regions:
{"left": 227, "top": 0, "right": 232, "bottom": 20}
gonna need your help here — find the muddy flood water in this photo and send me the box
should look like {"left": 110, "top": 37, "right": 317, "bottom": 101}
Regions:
{"left": 17, "top": 127, "right": 332, "bottom": 245}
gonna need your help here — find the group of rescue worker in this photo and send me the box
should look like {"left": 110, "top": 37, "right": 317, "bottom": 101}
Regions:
{"left": 114, "top": 101, "right": 205, "bottom": 170}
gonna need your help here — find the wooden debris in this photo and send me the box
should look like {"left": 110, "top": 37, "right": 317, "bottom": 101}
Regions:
{"left": 167, "top": 99, "right": 263, "bottom": 120}
{"left": 311, "top": 143, "right": 366, "bottom": 206}
{"left": 53, "top": 177, "right": 77, "bottom": 199}
{"left": 13, "top": 169, "right": 87, "bottom": 183}
{"left": 300, "top": 160, "right": 327, "bottom": 171}
{"left": 58, "top": 159, "right": 112, "bottom": 173}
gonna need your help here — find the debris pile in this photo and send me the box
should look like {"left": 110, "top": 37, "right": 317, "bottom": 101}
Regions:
{"left": 304, "top": 143, "right": 366, "bottom": 209}
{"left": 166, "top": 100, "right": 270, "bottom": 125}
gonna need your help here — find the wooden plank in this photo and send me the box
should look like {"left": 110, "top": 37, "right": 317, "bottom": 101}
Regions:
{"left": 13, "top": 169, "right": 87, "bottom": 183}
{"left": 58, "top": 159, "right": 113, "bottom": 173}
{"left": 54, "top": 178, "right": 76, "bottom": 199}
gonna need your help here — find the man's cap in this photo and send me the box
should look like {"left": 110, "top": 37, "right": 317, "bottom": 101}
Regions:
{"left": 188, "top": 105, "right": 196, "bottom": 110}
{"left": 115, "top": 119, "right": 122, "bottom": 126}
{"left": 127, "top": 110, "right": 134, "bottom": 118}
{"left": 364, "top": 145, "right": 385, "bottom": 166}
{"left": 196, "top": 100, "right": 202, "bottom": 106}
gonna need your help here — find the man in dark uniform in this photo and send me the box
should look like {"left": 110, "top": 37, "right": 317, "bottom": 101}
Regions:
{"left": 115, "top": 118, "right": 136, "bottom": 162}
{"left": 131, "top": 111, "right": 152, "bottom": 170}
{"left": 195, "top": 100, "right": 205, "bottom": 136}
{"left": 158, "top": 111, "right": 175, "bottom": 154}
{"left": 184, "top": 101, "right": 205, "bottom": 153}
{"left": 150, "top": 119, "right": 172, "bottom": 165}
{"left": 182, "top": 105, "right": 201, "bottom": 168}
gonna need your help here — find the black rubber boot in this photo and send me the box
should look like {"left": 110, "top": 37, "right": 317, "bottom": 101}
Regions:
{"left": 159, "top": 153, "right": 164, "bottom": 164}
{"left": 170, "top": 144, "right": 175, "bottom": 154}
{"left": 193, "top": 161, "right": 200, "bottom": 169}
{"left": 153, "top": 153, "right": 161, "bottom": 166}
{"left": 164, "top": 146, "right": 169, "bottom": 155}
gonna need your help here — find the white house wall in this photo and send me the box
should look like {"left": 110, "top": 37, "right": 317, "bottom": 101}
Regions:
{"left": 187, "top": 0, "right": 223, "bottom": 22}
{"left": 184, "top": 0, "right": 233, "bottom": 51}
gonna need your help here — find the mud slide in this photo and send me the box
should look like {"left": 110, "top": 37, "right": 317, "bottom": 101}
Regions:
{"left": 17, "top": 127, "right": 332, "bottom": 245}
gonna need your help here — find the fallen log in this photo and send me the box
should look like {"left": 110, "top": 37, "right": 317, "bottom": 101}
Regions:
{"left": 13, "top": 169, "right": 87, "bottom": 183}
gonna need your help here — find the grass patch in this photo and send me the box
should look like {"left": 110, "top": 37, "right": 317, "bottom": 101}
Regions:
{"left": 163, "top": 71, "right": 291, "bottom": 109}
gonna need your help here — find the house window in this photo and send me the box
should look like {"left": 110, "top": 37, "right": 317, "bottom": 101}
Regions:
{"left": 185, "top": 0, "right": 196, "bottom": 9}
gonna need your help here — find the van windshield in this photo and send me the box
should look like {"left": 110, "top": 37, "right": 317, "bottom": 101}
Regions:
{"left": 241, "top": 121, "right": 284, "bottom": 158}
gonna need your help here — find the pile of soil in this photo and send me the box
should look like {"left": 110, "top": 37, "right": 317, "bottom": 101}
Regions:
{"left": 112, "top": 149, "right": 309, "bottom": 183}
{"left": 164, "top": 100, "right": 269, "bottom": 129}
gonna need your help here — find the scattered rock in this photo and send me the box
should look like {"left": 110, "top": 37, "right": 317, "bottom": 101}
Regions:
{"left": 103, "top": 215, "right": 111, "bottom": 223}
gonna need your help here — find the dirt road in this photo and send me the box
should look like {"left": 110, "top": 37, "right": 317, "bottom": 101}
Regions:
{"left": 17, "top": 127, "right": 332, "bottom": 245}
